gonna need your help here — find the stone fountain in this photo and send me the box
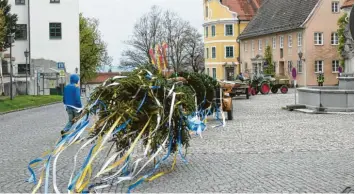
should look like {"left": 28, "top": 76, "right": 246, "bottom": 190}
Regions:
{"left": 289, "top": 6, "right": 354, "bottom": 113}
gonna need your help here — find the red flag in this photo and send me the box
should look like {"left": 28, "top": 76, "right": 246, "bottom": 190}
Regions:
{"left": 149, "top": 48, "right": 156, "bottom": 65}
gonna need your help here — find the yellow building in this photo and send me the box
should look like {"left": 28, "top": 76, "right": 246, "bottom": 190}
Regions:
{"left": 203, "top": 0, "right": 262, "bottom": 80}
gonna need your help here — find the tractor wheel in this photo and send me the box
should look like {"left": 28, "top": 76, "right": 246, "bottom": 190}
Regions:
{"left": 280, "top": 85, "right": 288, "bottom": 94}
{"left": 260, "top": 82, "right": 270, "bottom": 95}
{"left": 227, "top": 101, "right": 233, "bottom": 120}
{"left": 250, "top": 87, "right": 256, "bottom": 96}
{"left": 271, "top": 86, "right": 278, "bottom": 94}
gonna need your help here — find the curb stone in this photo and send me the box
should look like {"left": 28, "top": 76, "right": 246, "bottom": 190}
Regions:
{"left": 0, "top": 101, "right": 62, "bottom": 115}
{"left": 282, "top": 107, "right": 354, "bottom": 115}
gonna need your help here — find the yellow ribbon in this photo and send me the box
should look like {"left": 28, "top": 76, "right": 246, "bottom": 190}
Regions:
{"left": 96, "top": 116, "right": 152, "bottom": 177}
{"left": 147, "top": 152, "right": 177, "bottom": 182}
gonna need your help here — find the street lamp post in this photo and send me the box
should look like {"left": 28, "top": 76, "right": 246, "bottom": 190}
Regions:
{"left": 24, "top": 49, "right": 30, "bottom": 95}
{"left": 7, "top": 33, "right": 14, "bottom": 100}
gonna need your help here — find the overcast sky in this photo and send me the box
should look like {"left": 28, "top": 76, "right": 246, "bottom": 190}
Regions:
{"left": 79, "top": 0, "right": 204, "bottom": 65}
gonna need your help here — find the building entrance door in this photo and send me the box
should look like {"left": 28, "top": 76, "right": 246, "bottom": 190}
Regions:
{"left": 225, "top": 67, "right": 235, "bottom": 81}
{"left": 279, "top": 61, "right": 285, "bottom": 76}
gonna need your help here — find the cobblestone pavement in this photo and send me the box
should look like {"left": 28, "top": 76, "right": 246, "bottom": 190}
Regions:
{"left": 0, "top": 89, "right": 353, "bottom": 193}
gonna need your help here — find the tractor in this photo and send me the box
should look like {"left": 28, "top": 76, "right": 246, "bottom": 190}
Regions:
{"left": 249, "top": 75, "right": 271, "bottom": 95}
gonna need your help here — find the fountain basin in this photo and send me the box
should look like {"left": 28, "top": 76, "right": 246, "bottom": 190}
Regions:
{"left": 297, "top": 86, "right": 354, "bottom": 112}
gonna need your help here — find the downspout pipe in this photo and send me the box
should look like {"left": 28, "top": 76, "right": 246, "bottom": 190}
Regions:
{"left": 238, "top": 18, "right": 241, "bottom": 74}
{"left": 28, "top": 0, "right": 32, "bottom": 94}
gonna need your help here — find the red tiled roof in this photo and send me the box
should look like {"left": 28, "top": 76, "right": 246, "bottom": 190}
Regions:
{"left": 221, "top": 0, "right": 263, "bottom": 20}
{"left": 87, "top": 72, "right": 121, "bottom": 84}
{"left": 341, "top": 0, "right": 354, "bottom": 9}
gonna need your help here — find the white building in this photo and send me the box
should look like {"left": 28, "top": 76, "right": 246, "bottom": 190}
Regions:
{"left": 1, "top": 0, "right": 79, "bottom": 95}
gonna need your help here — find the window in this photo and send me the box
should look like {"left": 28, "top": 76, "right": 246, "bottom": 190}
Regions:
{"left": 265, "top": 39, "right": 269, "bottom": 46}
{"left": 314, "top": 32, "right": 323, "bottom": 45}
{"left": 244, "top": 41, "right": 248, "bottom": 52}
{"left": 225, "top": 46, "right": 234, "bottom": 58}
{"left": 332, "top": 1, "right": 339, "bottom": 13}
{"left": 288, "top": 61, "right": 293, "bottom": 72}
{"left": 15, "top": 0, "right": 25, "bottom": 5}
{"left": 50, "top": 0, "right": 60, "bottom": 3}
{"left": 225, "top": 24, "right": 233, "bottom": 36}
{"left": 49, "top": 23, "right": 62, "bottom": 39}
{"left": 17, "top": 64, "right": 30, "bottom": 74}
{"left": 251, "top": 40, "right": 254, "bottom": 51}
{"left": 288, "top": 35, "right": 293, "bottom": 47}
{"left": 332, "top": 60, "right": 340, "bottom": 72}
{"left": 211, "top": 25, "right": 216, "bottom": 37}
{"left": 272, "top": 37, "right": 276, "bottom": 49}
{"left": 206, "top": 68, "right": 210, "bottom": 76}
{"left": 212, "top": 68, "right": 216, "bottom": 79}
{"left": 258, "top": 39, "right": 262, "bottom": 50}
{"left": 331, "top": 32, "right": 339, "bottom": 45}
{"left": 15, "top": 24, "right": 27, "bottom": 40}
{"left": 314, "top": 60, "right": 324, "bottom": 73}
{"left": 206, "top": 48, "right": 209, "bottom": 59}
{"left": 298, "top": 32, "right": 302, "bottom": 46}
{"left": 205, "top": 6, "right": 208, "bottom": 17}
{"left": 244, "top": 63, "right": 248, "bottom": 72}
{"left": 205, "top": 26, "right": 208, "bottom": 38}
{"left": 212, "top": 47, "right": 216, "bottom": 58}
{"left": 297, "top": 60, "right": 303, "bottom": 73}
{"left": 280, "top": 36, "right": 284, "bottom": 48}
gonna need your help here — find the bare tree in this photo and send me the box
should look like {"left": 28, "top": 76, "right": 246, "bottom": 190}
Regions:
{"left": 120, "top": 6, "right": 204, "bottom": 73}
{"left": 183, "top": 27, "right": 205, "bottom": 73}
{"left": 162, "top": 11, "right": 191, "bottom": 72}
{"left": 120, "top": 6, "right": 164, "bottom": 67}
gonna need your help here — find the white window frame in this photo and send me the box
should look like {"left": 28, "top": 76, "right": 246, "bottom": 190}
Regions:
{"left": 331, "top": 32, "right": 339, "bottom": 45}
{"left": 332, "top": 1, "right": 340, "bottom": 13}
{"left": 332, "top": 60, "right": 340, "bottom": 72}
{"left": 314, "top": 60, "right": 324, "bottom": 73}
{"left": 211, "top": 25, "right": 216, "bottom": 37}
{"left": 244, "top": 41, "right": 248, "bottom": 52}
{"left": 225, "top": 45, "right": 234, "bottom": 58}
{"left": 297, "top": 60, "right": 303, "bottom": 73}
{"left": 280, "top": 36, "right": 284, "bottom": 48}
{"left": 272, "top": 37, "right": 276, "bottom": 49}
{"left": 212, "top": 68, "right": 217, "bottom": 79}
{"left": 288, "top": 61, "right": 293, "bottom": 72}
{"left": 251, "top": 40, "right": 254, "bottom": 51}
{"left": 314, "top": 32, "right": 324, "bottom": 45}
{"left": 205, "top": 26, "right": 208, "bottom": 38}
{"left": 288, "top": 35, "right": 293, "bottom": 48}
{"left": 206, "top": 47, "right": 209, "bottom": 59}
{"left": 224, "top": 24, "right": 234, "bottom": 36}
{"left": 298, "top": 32, "right": 302, "bottom": 47}
{"left": 258, "top": 39, "right": 262, "bottom": 51}
{"left": 211, "top": 46, "right": 216, "bottom": 59}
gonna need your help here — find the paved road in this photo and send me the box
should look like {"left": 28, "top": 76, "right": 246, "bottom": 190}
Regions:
{"left": 0, "top": 89, "right": 353, "bottom": 193}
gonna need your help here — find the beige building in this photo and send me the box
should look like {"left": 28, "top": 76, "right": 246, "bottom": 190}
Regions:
{"left": 238, "top": 0, "right": 345, "bottom": 86}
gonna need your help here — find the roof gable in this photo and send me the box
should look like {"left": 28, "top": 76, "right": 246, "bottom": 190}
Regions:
{"left": 221, "top": 0, "right": 263, "bottom": 20}
{"left": 239, "top": 0, "right": 319, "bottom": 39}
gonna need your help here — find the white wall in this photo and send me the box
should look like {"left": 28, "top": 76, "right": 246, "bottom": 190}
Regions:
{"left": 6, "top": 0, "right": 80, "bottom": 75}
{"left": 30, "top": 0, "right": 80, "bottom": 74}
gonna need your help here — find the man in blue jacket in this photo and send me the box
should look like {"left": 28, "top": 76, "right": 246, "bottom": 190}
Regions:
{"left": 62, "top": 74, "right": 82, "bottom": 135}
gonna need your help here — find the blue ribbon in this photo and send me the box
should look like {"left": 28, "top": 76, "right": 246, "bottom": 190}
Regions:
{"left": 44, "top": 155, "right": 52, "bottom": 194}
{"left": 68, "top": 144, "right": 96, "bottom": 191}
{"left": 127, "top": 130, "right": 174, "bottom": 193}
{"left": 113, "top": 119, "right": 131, "bottom": 135}
{"left": 136, "top": 92, "right": 147, "bottom": 114}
